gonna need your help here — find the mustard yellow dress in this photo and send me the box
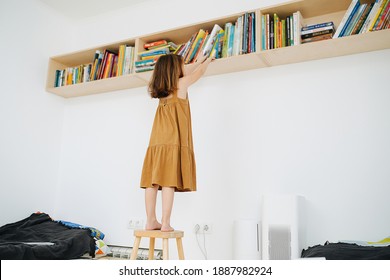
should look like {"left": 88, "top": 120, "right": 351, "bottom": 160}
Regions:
{"left": 140, "top": 91, "right": 196, "bottom": 192}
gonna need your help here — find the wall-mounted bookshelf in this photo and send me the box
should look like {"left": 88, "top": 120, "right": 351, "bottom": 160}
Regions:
{"left": 46, "top": 0, "right": 390, "bottom": 98}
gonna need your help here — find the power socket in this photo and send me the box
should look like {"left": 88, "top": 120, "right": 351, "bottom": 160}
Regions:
{"left": 128, "top": 218, "right": 144, "bottom": 229}
{"left": 194, "top": 223, "right": 213, "bottom": 234}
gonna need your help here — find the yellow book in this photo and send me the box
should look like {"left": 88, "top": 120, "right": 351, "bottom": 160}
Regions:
{"left": 173, "top": 44, "right": 183, "bottom": 54}
{"left": 185, "top": 29, "right": 206, "bottom": 64}
{"left": 141, "top": 54, "right": 164, "bottom": 60}
{"left": 369, "top": 0, "right": 387, "bottom": 31}
{"left": 117, "top": 45, "right": 125, "bottom": 77}
{"left": 274, "top": 14, "right": 280, "bottom": 48}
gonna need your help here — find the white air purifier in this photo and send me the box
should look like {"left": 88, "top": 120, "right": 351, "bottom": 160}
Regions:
{"left": 261, "top": 194, "right": 305, "bottom": 260}
{"left": 233, "top": 220, "right": 261, "bottom": 259}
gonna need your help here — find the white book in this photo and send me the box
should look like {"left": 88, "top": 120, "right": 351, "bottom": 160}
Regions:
{"left": 123, "top": 46, "right": 134, "bottom": 75}
{"left": 333, "top": 0, "right": 359, "bottom": 38}
{"left": 301, "top": 25, "right": 334, "bottom": 35}
{"left": 239, "top": 16, "right": 244, "bottom": 54}
{"left": 202, "top": 24, "right": 222, "bottom": 57}
{"left": 293, "top": 11, "right": 304, "bottom": 45}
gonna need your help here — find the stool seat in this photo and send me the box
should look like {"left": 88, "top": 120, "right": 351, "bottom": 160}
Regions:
{"left": 130, "top": 230, "right": 185, "bottom": 260}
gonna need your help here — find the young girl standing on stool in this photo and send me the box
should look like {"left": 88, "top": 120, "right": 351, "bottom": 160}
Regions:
{"left": 140, "top": 53, "right": 213, "bottom": 232}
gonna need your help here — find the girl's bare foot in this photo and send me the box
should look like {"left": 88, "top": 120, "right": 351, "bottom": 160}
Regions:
{"left": 145, "top": 219, "right": 162, "bottom": 230}
{"left": 161, "top": 224, "right": 174, "bottom": 232}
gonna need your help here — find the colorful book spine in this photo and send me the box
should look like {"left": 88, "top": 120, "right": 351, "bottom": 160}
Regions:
{"left": 373, "top": 0, "right": 390, "bottom": 30}
{"left": 343, "top": 3, "right": 367, "bottom": 37}
{"left": 351, "top": 3, "right": 373, "bottom": 35}
{"left": 369, "top": 0, "right": 388, "bottom": 30}
{"left": 144, "top": 40, "right": 167, "bottom": 49}
{"left": 333, "top": 0, "right": 360, "bottom": 38}
{"left": 202, "top": 24, "right": 223, "bottom": 57}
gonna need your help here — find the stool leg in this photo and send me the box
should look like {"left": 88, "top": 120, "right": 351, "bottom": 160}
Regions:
{"left": 176, "top": 238, "right": 185, "bottom": 260}
{"left": 148, "top": 237, "right": 155, "bottom": 260}
{"left": 130, "top": 237, "right": 141, "bottom": 260}
{"left": 162, "top": 238, "right": 169, "bottom": 260}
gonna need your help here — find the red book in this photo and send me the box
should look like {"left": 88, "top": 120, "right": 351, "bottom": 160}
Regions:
{"left": 144, "top": 40, "right": 168, "bottom": 49}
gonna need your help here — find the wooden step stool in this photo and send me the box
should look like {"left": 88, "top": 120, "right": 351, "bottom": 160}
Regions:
{"left": 130, "top": 230, "right": 185, "bottom": 260}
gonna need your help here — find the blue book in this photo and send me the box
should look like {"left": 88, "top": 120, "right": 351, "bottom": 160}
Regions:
{"left": 339, "top": 1, "right": 361, "bottom": 37}
{"left": 302, "top": 21, "right": 334, "bottom": 32}
{"left": 139, "top": 49, "right": 169, "bottom": 57}
{"left": 262, "top": 15, "right": 266, "bottom": 50}
{"left": 228, "top": 24, "right": 235, "bottom": 56}
{"left": 333, "top": 0, "right": 360, "bottom": 38}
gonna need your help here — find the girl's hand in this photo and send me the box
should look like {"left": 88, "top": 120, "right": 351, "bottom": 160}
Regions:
{"left": 196, "top": 53, "right": 208, "bottom": 63}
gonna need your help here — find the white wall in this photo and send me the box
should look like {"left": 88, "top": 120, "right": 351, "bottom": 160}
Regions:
{"left": 0, "top": 0, "right": 74, "bottom": 225}
{"left": 2, "top": 0, "right": 390, "bottom": 260}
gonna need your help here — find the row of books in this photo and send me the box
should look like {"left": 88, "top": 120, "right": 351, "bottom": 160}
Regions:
{"left": 54, "top": 45, "right": 135, "bottom": 87}
{"left": 334, "top": 0, "right": 390, "bottom": 38}
{"left": 260, "top": 0, "right": 389, "bottom": 50}
{"left": 175, "top": 12, "right": 256, "bottom": 62}
{"left": 261, "top": 11, "right": 304, "bottom": 50}
{"left": 55, "top": 64, "right": 92, "bottom": 87}
{"left": 134, "top": 12, "right": 257, "bottom": 73}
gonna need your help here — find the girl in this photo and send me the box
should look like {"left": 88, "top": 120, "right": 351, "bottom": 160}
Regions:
{"left": 140, "top": 53, "right": 214, "bottom": 232}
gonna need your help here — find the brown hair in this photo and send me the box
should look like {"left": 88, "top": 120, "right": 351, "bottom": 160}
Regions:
{"left": 148, "top": 54, "right": 184, "bottom": 98}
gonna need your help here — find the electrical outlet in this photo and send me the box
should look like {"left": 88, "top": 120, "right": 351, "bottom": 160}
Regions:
{"left": 128, "top": 218, "right": 144, "bottom": 229}
{"left": 194, "top": 223, "right": 213, "bottom": 234}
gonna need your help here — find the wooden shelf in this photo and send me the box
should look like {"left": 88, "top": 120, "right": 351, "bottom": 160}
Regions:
{"left": 260, "top": 29, "right": 390, "bottom": 67}
{"left": 46, "top": 0, "right": 390, "bottom": 98}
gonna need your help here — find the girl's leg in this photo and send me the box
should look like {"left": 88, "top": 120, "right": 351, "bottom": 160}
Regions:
{"left": 161, "top": 187, "right": 175, "bottom": 232}
{"left": 145, "top": 185, "right": 162, "bottom": 230}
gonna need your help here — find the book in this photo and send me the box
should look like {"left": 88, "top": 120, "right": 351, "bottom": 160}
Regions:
{"left": 190, "top": 31, "right": 208, "bottom": 62}
{"left": 138, "top": 46, "right": 170, "bottom": 56}
{"left": 269, "top": 15, "right": 274, "bottom": 49}
{"left": 293, "top": 11, "right": 304, "bottom": 45}
{"left": 144, "top": 40, "right": 167, "bottom": 49}
{"left": 135, "top": 65, "right": 155, "bottom": 73}
{"left": 360, "top": 1, "right": 382, "bottom": 33}
{"left": 116, "top": 45, "right": 125, "bottom": 77}
{"left": 274, "top": 13, "right": 280, "bottom": 48}
{"left": 192, "top": 32, "right": 209, "bottom": 62}
{"left": 261, "top": 14, "right": 266, "bottom": 50}
{"left": 333, "top": 0, "right": 360, "bottom": 38}
{"left": 342, "top": 3, "right": 367, "bottom": 37}
{"left": 302, "top": 21, "right": 334, "bottom": 32}
{"left": 301, "top": 34, "right": 333, "bottom": 43}
{"left": 228, "top": 23, "right": 235, "bottom": 56}
{"left": 286, "top": 16, "right": 291, "bottom": 47}
{"left": 202, "top": 24, "right": 223, "bottom": 57}
{"left": 181, "top": 32, "right": 197, "bottom": 61}
{"left": 351, "top": 3, "right": 373, "bottom": 35}
{"left": 373, "top": 0, "right": 390, "bottom": 30}
{"left": 301, "top": 22, "right": 334, "bottom": 35}
{"left": 369, "top": 0, "right": 388, "bottom": 30}
{"left": 210, "top": 30, "right": 224, "bottom": 58}
{"left": 135, "top": 58, "right": 158, "bottom": 67}
{"left": 123, "top": 46, "right": 135, "bottom": 75}
{"left": 301, "top": 28, "right": 334, "bottom": 39}
{"left": 252, "top": 12, "right": 256, "bottom": 52}
{"left": 185, "top": 29, "right": 206, "bottom": 63}
{"left": 221, "top": 22, "right": 232, "bottom": 58}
